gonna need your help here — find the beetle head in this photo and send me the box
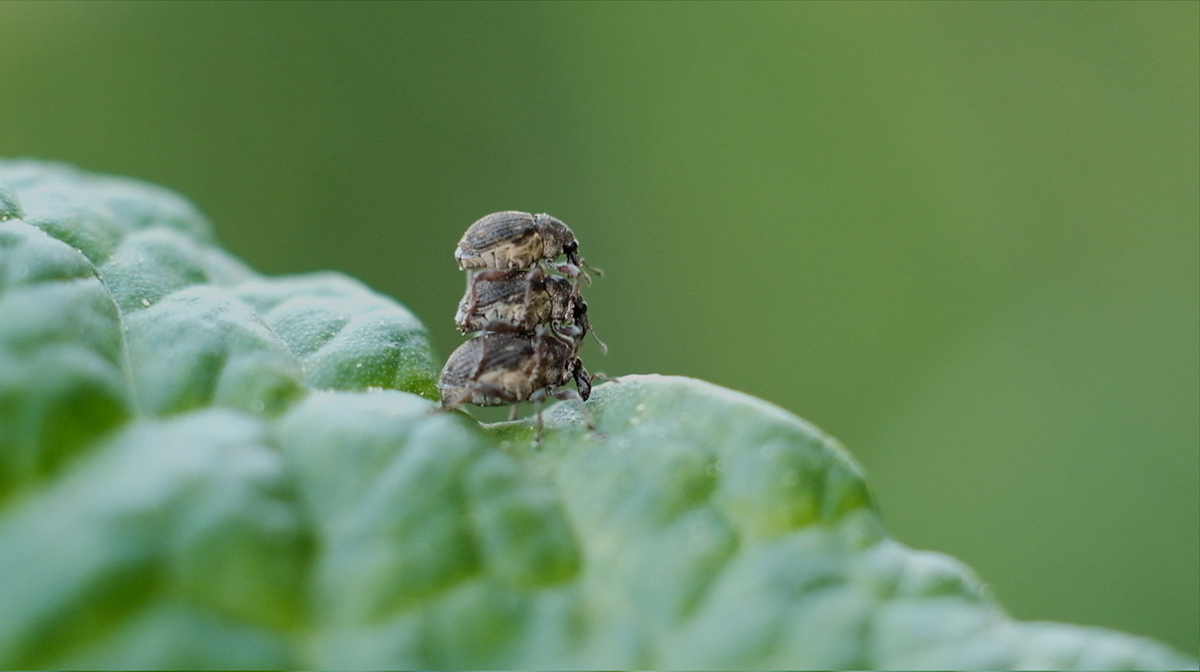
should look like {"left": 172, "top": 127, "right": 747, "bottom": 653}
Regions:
{"left": 571, "top": 296, "right": 590, "bottom": 334}
{"left": 532, "top": 213, "right": 576, "bottom": 261}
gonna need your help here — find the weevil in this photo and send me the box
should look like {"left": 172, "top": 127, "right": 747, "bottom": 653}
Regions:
{"left": 454, "top": 211, "right": 600, "bottom": 282}
{"left": 438, "top": 328, "right": 596, "bottom": 438}
{"left": 455, "top": 267, "right": 607, "bottom": 352}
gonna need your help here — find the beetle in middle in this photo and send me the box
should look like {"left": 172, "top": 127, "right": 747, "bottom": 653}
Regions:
{"left": 455, "top": 267, "right": 606, "bottom": 352}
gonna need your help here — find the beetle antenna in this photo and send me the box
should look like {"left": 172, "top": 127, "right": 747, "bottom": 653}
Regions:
{"left": 590, "top": 328, "right": 608, "bottom": 354}
{"left": 565, "top": 250, "right": 596, "bottom": 285}
{"left": 582, "top": 259, "right": 604, "bottom": 278}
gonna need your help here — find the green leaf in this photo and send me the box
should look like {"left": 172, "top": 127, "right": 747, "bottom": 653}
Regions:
{"left": 0, "top": 159, "right": 1193, "bottom": 669}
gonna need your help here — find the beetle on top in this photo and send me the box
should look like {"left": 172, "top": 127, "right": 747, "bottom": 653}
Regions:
{"left": 454, "top": 210, "right": 598, "bottom": 283}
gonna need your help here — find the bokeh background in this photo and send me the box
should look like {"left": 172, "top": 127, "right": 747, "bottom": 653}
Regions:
{"left": 1, "top": 0, "right": 1195, "bottom": 653}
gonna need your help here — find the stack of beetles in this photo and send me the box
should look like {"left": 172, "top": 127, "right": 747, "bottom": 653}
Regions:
{"left": 438, "top": 211, "right": 605, "bottom": 437}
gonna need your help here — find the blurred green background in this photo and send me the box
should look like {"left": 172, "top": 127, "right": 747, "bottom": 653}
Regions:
{"left": 0, "top": 0, "right": 1195, "bottom": 653}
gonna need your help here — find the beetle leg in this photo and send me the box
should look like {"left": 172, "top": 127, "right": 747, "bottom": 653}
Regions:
{"left": 508, "top": 404, "right": 520, "bottom": 422}
{"left": 572, "top": 359, "right": 592, "bottom": 400}
{"left": 521, "top": 268, "right": 545, "bottom": 330}
{"left": 437, "top": 387, "right": 474, "bottom": 413}
{"left": 465, "top": 269, "right": 510, "bottom": 316}
{"left": 477, "top": 320, "right": 525, "bottom": 334}
{"left": 440, "top": 378, "right": 522, "bottom": 413}
{"left": 546, "top": 387, "right": 599, "bottom": 434}
{"left": 530, "top": 330, "right": 548, "bottom": 384}
{"left": 544, "top": 322, "right": 581, "bottom": 348}
{"left": 463, "top": 272, "right": 477, "bottom": 315}
{"left": 474, "top": 269, "right": 512, "bottom": 281}
{"left": 465, "top": 274, "right": 481, "bottom": 316}
{"left": 554, "top": 262, "right": 590, "bottom": 285}
{"left": 566, "top": 249, "right": 601, "bottom": 283}
{"left": 529, "top": 388, "right": 548, "bottom": 446}
{"left": 468, "top": 335, "right": 490, "bottom": 379}
{"left": 535, "top": 400, "right": 544, "bottom": 445}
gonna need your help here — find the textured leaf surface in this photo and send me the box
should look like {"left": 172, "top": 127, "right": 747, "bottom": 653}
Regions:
{"left": 0, "top": 159, "right": 1193, "bottom": 669}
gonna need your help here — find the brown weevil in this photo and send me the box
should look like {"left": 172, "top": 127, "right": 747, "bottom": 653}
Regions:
{"left": 455, "top": 267, "right": 606, "bottom": 352}
{"left": 455, "top": 211, "right": 599, "bottom": 282}
{"left": 438, "top": 328, "right": 595, "bottom": 438}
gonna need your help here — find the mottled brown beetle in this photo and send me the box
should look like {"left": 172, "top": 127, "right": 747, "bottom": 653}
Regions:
{"left": 455, "top": 267, "right": 607, "bottom": 352}
{"left": 438, "top": 328, "right": 595, "bottom": 437}
{"left": 455, "top": 211, "right": 599, "bottom": 282}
